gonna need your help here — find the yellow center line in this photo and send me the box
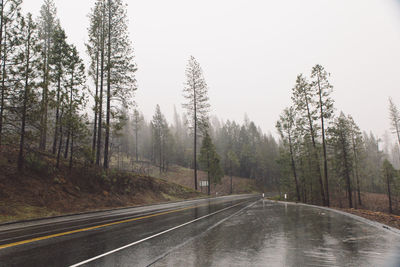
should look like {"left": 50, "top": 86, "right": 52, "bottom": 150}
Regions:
{"left": 0, "top": 200, "right": 230, "bottom": 250}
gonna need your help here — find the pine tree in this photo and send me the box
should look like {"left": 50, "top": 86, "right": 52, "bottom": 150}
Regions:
{"left": 389, "top": 98, "right": 400, "bottom": 162}
{"left": 329, "top": 113, "right": 353, "bottom": 208}
{"left": 227, "top": 150, "right": 239, "bottom": 194}
{"left": 132, "top": 108, "right": 143, "bottom": 161}
{"left": 16, "top": 13, "right": 40, "bottom": 170}
{"left": 103, "top": 0, "right": 137, "bottom": 169}
{"left": 49, "top": 24, "right": 68, "bottom": 154}
{"left": 63, "top": 45, "right": 86, "bottom": 160}
{"left": 200, "top": 132, "right": 223, "bottom": 195}
{"left": 182, "top": 56, "right": 210, "bottom": 190}
{"left": 292, "top": 74, "right": 326, "bottom": 205}
{"left": 347, "top": 115, "right": 363, "bottom": 206}
{"left": 276, "top": 106, "right": 300, "bottom": 201}
{"left": 311, "top": 64, "right": 334, "bottom": 206}
{"left": 382, "top": 159, "right": 395, "bottom": 214}
{"left": 87, "top": 0, "right": 105, "bottom": 165}
{"left": 0, "top": 0, "right": 22, "bottom": 145}
{"left": 151, "top": 105, "right": 166, "bottom": 174}
{"left": 38, "top": 0, "right": 58, "bottom": 151}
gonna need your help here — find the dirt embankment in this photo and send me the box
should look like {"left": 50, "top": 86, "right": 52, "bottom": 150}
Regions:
{"left": 271, "top": 192, "right": 400, "bottom": 230}
{"left": 0, "top": 148, "right": 202, "bottom": 223}
{"left": 328, "top": 192, "right": 400, "bottom": 230}
{"left": 334, "top": 208, "right": 400, "bottom": 230}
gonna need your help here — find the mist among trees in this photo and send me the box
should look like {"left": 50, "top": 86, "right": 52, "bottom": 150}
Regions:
{"left": 0, "top": 0, "right": 399, "bottom": 214}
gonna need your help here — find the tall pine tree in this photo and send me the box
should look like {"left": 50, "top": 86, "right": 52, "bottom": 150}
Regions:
{"left": 182, "top": 56, "right": 210, "bottom": 190}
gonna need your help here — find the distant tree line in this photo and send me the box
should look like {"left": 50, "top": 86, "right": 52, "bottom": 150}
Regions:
{"left": 112, "top": 103, "right": 281, "bottom": 192}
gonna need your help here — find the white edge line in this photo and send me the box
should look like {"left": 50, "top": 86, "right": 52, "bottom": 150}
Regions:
{"left": 69, "top": 199, "right": 255, "bottom": 267}
{"left": 272, "top": 199, "right": 400, "bottom": 236}
{"left": 147, "top": 200, "right": 259, "bottom": 266}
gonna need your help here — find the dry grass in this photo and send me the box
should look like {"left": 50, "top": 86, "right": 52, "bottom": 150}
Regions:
{"left": 0, "top": 147, "right": 203, "bottom": 223}
{"left": 331, "top": 192, "right": 400, "bottom": 215}
{"left": 149, "top": 165, "right": 261, "bottom": 195}
{"left": 334, "top": 207, "right": 400, "bottom": 230}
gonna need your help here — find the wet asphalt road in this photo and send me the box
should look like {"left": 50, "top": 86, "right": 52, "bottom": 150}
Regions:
{"left": 0, "top": 195, "right": 400, "bottom": 267}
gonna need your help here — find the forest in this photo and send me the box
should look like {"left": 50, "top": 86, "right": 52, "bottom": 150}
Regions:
{"left": 0, "top": 0, "right": 399, "bottom": 215}
{"left": 276, "top": 66, "right": 400, "bottom": 214}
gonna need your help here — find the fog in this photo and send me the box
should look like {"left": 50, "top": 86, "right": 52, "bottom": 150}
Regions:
{"left": 23, "top": 0, "right": 400, "bottom": 138}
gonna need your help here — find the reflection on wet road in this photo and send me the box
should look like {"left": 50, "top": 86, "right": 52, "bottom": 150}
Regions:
{"left": 1, "top": 196, "right": 399, "bottom": 267}
{"left": 153, "top": 200, "right": 400, "bottom": 267}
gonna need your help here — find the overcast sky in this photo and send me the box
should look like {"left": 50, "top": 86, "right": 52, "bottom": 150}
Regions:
{"left": 22, "top": 0, "right": 400, "bottom": 140}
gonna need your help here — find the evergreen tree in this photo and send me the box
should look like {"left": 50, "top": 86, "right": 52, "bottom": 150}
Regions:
{"left": 348, "top": 115, "right": 363, "bottom": 206}
{"left": 49, "top": 24, "right": 68, "bottom": 154}
{"left": 87, "top": 0, "right": 107, "bottom": 166}
{"left": 63, "top": 46, "right": 86, "bottom": 160}
{"left": 151, "top": 105, "right": 166, "bottom": 174}
{"left": 382, "top": 159, "right": 395, "bottom": 214}
{"left": 0, "top": 0, "right": 22, "bottom": 145}
{"left": 276, "top": 106, "right": 300, "bottom": 201}
{"left": 38, "top": 0, "right": 58, "bottom": 151}
{"left": 182, "top": 56, "right": 210, "bottom": 190}
{"left": 86, "top": 0, "right": 104, "bottom": 162}
{"left": 329, "top": 113, "right": 353, "bottom": 208}
{"left": 199, "top": 132, "right": 223, "bottom": 195}
{"left": 389, "top": 97, "right": 400, "bottom": 162}
{"left": 103, "top": 0, "right": 137, "bottom": 169}
{"left": 132, "top": 108, "right": 143, "bottom": 161}
{"left": 16, "top": 13, "right": 40, "bottom": 170}
{"left": 227, "top": 150, "right": 239, "bottom": 194}
{"left": 292, "top": 74, "right": 326, "bottom": 205}
{"left": 311, "top": 64, "right": 334, "bottom": 206}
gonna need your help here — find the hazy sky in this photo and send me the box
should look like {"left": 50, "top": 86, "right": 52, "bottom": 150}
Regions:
{"left": 23, "top": 0, "right": 400, "bottom": 139}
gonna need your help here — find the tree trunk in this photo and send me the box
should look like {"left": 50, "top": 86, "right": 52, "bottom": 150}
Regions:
{"left": 193, "top": 82, "right": 198, "bottom": 190}
{"left": 56, "top": 110, "right": 63, "bottom": 169}
{"left": 386, "top": 169, "right": 393, "bottom": 214}
{"left": 96, "top": 2, "right": 105, "bottom": 166}
{"left": 0, "top": 0, "right": 4, "bottom": 58}
{"left": 159, "top": 137, "right": 162, "bottom": 175}
{"left": 303, "top": 90, "right": 326, "bottom": 205}
{"left": 341, "top": 133, "right": 352, "bottom": 208}
{"left": 52, "top": 75, "right": 61, "bottom": 154}
{"left": 92, "top": 45, "right": 100, "bottom": 163}
{"left": 64, "top": 130, "right": 70, "bottom": 159}
{"left": 103, "top": 0, "right": 111, "bottom": 169}
{"left": 288, "top": 133, "right": 300, "bottom": 201}
{"left": 39, "top": 33, "right": 49, "bottom": 151}
{"left": 352, "top": 137, "right": 362, "bottom": 206}
{"left": 135, "top": 127, "right": 138, "bottom": 161}
{"left": 0, "top": 22, "right": 6, "bottom": 146}
{"left": 207, "top": 152, "right": 210, "bottom": 195}
{"left": 18, "top": 25, "right": 32, "bottom": 171}
{"left": 230, "top": 161, "right": 233, "bottom": 195}
{"left": 317, "top": 76, "right": 330, "bottom": 206}
{"left": 69, "top": 132, "right": 74, "bottom": 170}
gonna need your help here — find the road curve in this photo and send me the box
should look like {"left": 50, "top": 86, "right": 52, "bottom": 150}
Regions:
{"left": 1, "top": 195, "right": 400, "bottom": 266}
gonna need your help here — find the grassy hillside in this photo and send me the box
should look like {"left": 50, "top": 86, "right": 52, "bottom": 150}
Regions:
{"left": 149, "top": 165, "right": 261, "bottom": 195}
{"left": 0, "top": 147, "right": 202, "bottom": 223}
